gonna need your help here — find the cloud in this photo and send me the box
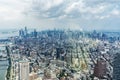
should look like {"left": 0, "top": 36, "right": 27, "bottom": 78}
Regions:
{"left": 95, "top": 15, "right": 110, "bottom": 20}
{"left": 32, "top": 0, "right": 63, "bottom": 11}
{"left": 0, "top": 0, "right": 30, "bottom": 21}
{"left": 111, "top": 9, "right": 120, "bottom": 15}
{"left": 27, "top": 0, "right": 65, "bottom": 19}
{"left": 26, "top": 0, "right": 120, "bottom": 20}
{"left": 0, "top": 0, "right": 120, "bottom": 30}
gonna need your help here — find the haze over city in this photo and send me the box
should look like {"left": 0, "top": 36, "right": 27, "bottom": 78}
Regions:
{"left": 1, "top": 0, "right": 120, "bottom": 80}
{"left": 0, "top": 0, "right": 120, "bottom": 31}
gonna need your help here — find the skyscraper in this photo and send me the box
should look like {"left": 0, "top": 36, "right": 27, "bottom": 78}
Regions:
{"left": 24, "top": 27, "right": 28, "bottom": 37}
{"left": 19, "top": 60, "right": 29, "bottom": 80}
{"left": 33, "top": 29, "right": 37, "bottom": 38}
{"left": 113, "top": 53, "right": 120, "bottom": 80}
{"left": 94, "top": 58, "right": 107, "bottom": 79}
{"left": 19, "top": 29, "right": 25, "bottom": 37}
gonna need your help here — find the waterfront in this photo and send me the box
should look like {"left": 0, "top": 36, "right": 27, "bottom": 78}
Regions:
{"left": 0, "top": 60, "right": 8, "bottom": 80}
{"left": 0, "top": 43, "right": 9, "bottom": 80}
{"left": 0, "top": 30, "right": 18, "bottom": 39}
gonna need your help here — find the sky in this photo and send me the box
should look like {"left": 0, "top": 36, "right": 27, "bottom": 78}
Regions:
{"left": 0, "top": 0, "right": 120, "bottom": 31}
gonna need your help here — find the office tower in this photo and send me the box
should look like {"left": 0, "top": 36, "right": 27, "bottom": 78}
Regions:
{"left": 113, "top": 53, "right": 120, "bottom": 80}
{"left": 56, "top": 48, "right": 61, "bottom": 59}
{"left": 19, "top": 60, "right": 29, "bottom": 80}
{"left": 24, "top": 27, "right": 28, "bottom": 37}
{"left": 33, "top": 29, "right": 37, "bottom": 38}
{"left": 56, "top": 48, "right": 64, "bottom": 60}
{"left": 19, "top": 29, "right": 24, "bottom": 37}
{"left": 94, "top": 58, "right": 107, "bottom": 79}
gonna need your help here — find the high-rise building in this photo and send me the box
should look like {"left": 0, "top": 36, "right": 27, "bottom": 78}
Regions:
{"left": 33, "top": 29, "right": 37, "bottom": 38}
{"left": 24, "top": 27, "right": 28, "bottom": 37}
{"left": 18, "top": 60, "right": 29, "bottom": 80}
{"left": 56, "top": 48, "right": 64, "bottom": 60}
{"left": 19, "top": 29, "right": 24, "bottom": 37}
{"left": 94, "top": 58, "right": 107, "bottom": 79}
{"left": 113, "top": 53, "right": 120, "bottom": 80}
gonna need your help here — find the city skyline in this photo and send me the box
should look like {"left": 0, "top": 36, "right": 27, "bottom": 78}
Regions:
{"left": 0, "top": 0, "right": 120, "bottom": 31}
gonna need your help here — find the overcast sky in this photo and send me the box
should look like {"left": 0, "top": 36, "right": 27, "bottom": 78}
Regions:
{"left": 0, "top": 0, "right": 120, "bottom": 31}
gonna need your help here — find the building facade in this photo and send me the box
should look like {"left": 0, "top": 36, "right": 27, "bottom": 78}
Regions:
{"left": 19, "top": 61, "right": 29, "bottom": 80}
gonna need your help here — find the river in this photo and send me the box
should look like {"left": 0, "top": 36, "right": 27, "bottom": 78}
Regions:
{"left": 0, "top": 60, "right": 9, "bottom": 80}
{"left": 0, "top": 30, "right": 18, "bottom": 39}
{"left": 0, "top": 30, "right": 17, "bottom": 80}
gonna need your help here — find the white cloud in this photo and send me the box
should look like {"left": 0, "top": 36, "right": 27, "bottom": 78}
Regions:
{"left": 0, "top": 0, "right": 27, "bottom": 21}
{"left": 63, "top": 1, "right": 109, "bottom": 20}
{"left": 58, "top": 15, "right": 67, "bottom": 19}
{"left": 32, "top": 0, "right": 64, "bottom": 11}
{"left": 111, "top": 9, "right": 120, "bottom": 15}
{"left": 65, "top": 0, "right": 85, "bottom": 14}
{"left": 0, "top": 6, "right": 22, "bottom": 20}
{"left": 95, "top": 15, "right": 110, "bottom": 19}
{"left": 88, "top": 4, "right": 107, "bottom": 14}
{"left": 64, "top": 0, "right": 108, "bottom": 15}
{"left": 0, "top": 0, "right": 120, "bottom": 30}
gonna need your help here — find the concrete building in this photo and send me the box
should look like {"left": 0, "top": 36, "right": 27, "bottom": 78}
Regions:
{"left": 29, "top": 72, "right": 38, "bottom": 80}
{"left": 19, "top": 60, "right": 29, "bottom": 80}
{"left": 94, "top": 58, "right": 107, "bottom": 79}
